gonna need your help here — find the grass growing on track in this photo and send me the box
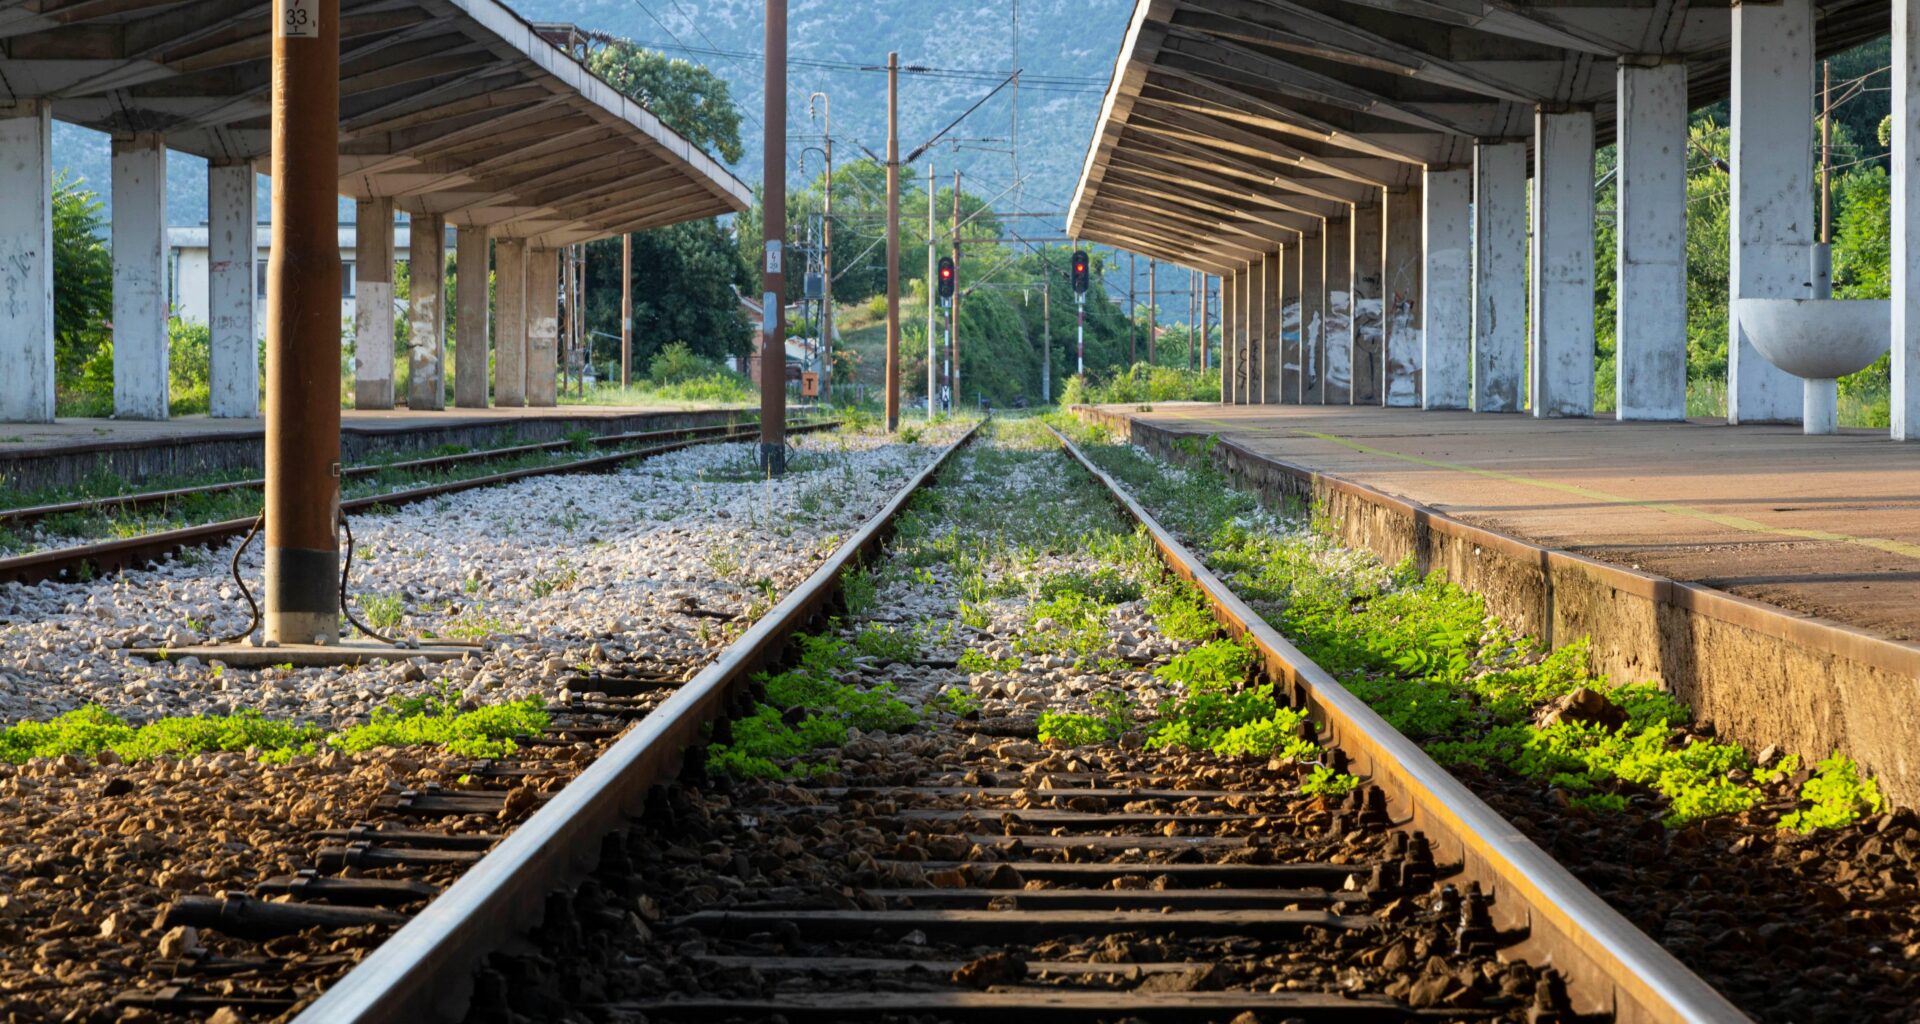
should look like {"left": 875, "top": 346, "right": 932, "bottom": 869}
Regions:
{"left": 0, "top": 694, "right": 550, "bottom": 766}
{"left": 1050, "top": 414, "right": 1886, "bottom": 831}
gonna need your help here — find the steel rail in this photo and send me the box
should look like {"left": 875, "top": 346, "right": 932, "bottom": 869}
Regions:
{"left": 1044, "top": 422, "right": 1750, "bottom": 1024}
{"left": 0, "top": 421, "right": 840, "bottom": 588}
{"left": 0, "top": 420, "right": 769, "bottom": 528}
{"left": 294, "top": 419, "right": 984, "bottom": 1023}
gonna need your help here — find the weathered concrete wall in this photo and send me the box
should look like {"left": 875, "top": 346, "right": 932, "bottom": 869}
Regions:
{"left": 207, "top": 163, "right": 259, "bottom": 419}
{"left": 1074, "top": 406, "right": 1920, "bottom": 806}
{"left": 353, "top": 198, "right": 397, "bottom": 411}
{"left": 407, "top": 213, "right": 447, "bottom": 411}
{"left": 1300, "top": 231, "right": 1325, "bottom": 404}
{"left": 1615, "top": 61, "right": 1690, "bottom": 422}
{"left": 1263, "top": 250, "right": 1283, "bottom": 404}
{"left": 1323, "top": 218, "right": 1352, "bottom": 404}
{"left": 1422, "top": 169, "right": 1472, "bottom": 411}
{"left": 0, "top": 408, "right": 753, "bottom": 496}
{"left": 1472, "top": 142, "right": 1527, "bottom": 413}
{"left": 454, "top": 227, "right": 492, "bottom": 410}
{"left": 1383, "top": 186, "right": 1422, "bottom": 408}
{"left": 1529, "top": 110, "right": 1596, "bottom": 418}
{"left": 111, "top": 133, "right": 170, "bottom": 421}
{"left": 1350, "top": 200, "right": 1385, "bottom": 406}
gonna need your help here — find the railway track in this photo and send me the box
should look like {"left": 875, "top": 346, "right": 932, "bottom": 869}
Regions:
{"left": 65, "top": 417, "right": 1747, "bottom": 1024}
{"left": 0, "top": 419, "right": 836, "bottom": 588}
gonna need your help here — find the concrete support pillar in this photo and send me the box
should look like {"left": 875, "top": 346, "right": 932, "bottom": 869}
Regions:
{"left": 408, "top": 213, "right": 446, "bottom": 410}
{"left": 0, "top": 101, "right": 55, "bottom": 424}
{"left": 111, "top": 133, "right": 169, "bottom": 420}
{"left": 526, "top": 248, "right": 559, "bottom": 407}
{"left": 1898, "top": 0, "right": 1920, "bottom": 438}
{"left": 1728, "top": 0, "right": 1812, "bottom": 423}
{"left": 1281, "top": 238, "right": 1301, "bottom": 402}
{"left": 1473, "top": 141, "right": 1527, "bottom": 412}
{"left": 1301, "top": 228, "right": 1326, "bottom": 403}
{"left": 1615, "top": 61, "right": 1690, "bottom": 421}
{"left": 207, "top": 163, "right": 258, "bottom": 419}
{"left": 1423, "top": 168, "right": 1473, "bottom": 410}
{"left": 1220, "top": 270, "right": 1236, "bottom": 403}
{"left": 1263, "top": 249, "right": 1283, "bottom": 403}
{"left": 352, "top": 197, "right": 396, "bottom": 410}
{"left": 1384, "top": 186, "right": 1424, "bottom": 407}
{"left": 1530, "top": 109, "right": 1597, "bottom": 417}
{"left": 1324, "top": 215, "right": 1353, "bottom": 403}
{"left": 1351, "top": 199, "right": 1386, "bottom": 404}
{"left": 494, "top": 239, "right": 527, "bottom": 406}
{"left": 1233, "top": 265, "right": 1252, "bottom": 404}
{"left": 454, "top": 227, "right": 491, "bottom": 409}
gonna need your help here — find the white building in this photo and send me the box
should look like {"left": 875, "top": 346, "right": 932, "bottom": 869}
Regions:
{"left": 167, "top": 223, "right": 436, "bottom": 337}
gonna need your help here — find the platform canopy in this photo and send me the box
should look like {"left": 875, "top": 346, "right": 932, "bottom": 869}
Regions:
{"left": 0, "top": 0, "right": 751, "bottom": 246}
{"left": 1066, "top": 0, "right": 1887, "bottom": 272}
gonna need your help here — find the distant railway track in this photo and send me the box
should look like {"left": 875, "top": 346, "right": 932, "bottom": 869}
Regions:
{"left": 127, "top": 416, "right": 1732, "bottom": 1024}
{"left": 0, "top": 419, "right": 838, "bottom": 588}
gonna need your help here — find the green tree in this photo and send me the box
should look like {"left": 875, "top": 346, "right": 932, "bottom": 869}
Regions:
{"left": 584, "top": 217, "right": 753, "bottom": 370}
{"left": 586, "top": 41, "right": 743, "bottom": 162}
{"left": 52, "top": 171, "right": 112, "bottom": 388}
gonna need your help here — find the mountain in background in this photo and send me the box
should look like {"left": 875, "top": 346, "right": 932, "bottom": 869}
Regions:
{"left": 46, "top": 0, "right": 1131, "bottom": 233}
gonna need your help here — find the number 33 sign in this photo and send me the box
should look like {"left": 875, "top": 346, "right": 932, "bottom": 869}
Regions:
{"left": 280, "top": 0, "right": 319, "bottom": 38}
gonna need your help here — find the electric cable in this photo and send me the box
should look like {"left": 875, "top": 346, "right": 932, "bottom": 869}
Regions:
{"left": 208, "top": 512, "right": 265, "bottom": 646}
{"left": 338, "top": 513, "right": 403, "bottom": 646}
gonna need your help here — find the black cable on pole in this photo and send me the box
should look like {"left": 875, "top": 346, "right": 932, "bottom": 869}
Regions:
{"left": 209, "top": 512, "right": 265, "bottom": 645}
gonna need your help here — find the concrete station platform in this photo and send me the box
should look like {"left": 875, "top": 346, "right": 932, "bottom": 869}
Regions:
{"left": 0, "top": 405, "right": 753, "bottom": 494}
{"left": 1082, "top": 402, "right": 1920, "bottom": 801}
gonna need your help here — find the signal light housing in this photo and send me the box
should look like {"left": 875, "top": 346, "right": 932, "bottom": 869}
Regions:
{"left": 1071, "top": 250, "right": 1090, "bottom": 295}
{"left": 937, "top": 257, "right": 955, "bottom": 300}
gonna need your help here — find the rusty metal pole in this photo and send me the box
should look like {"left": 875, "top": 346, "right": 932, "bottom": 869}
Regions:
{"left": 758, "top": 0, "right": 787, "bottom": 474}
{"left": 620, "top": 233, "right": 632, "bottom": 388}
{"left": 884, "top": 52, "right": 900, "bottom": 431}
{"left": 949, "top": 170, "right": 960, "bottom": 409}
{"left": 265, "top": 0, "right": 342, "bottom": 645}
{"left": 1148, "top": 257, "right": 1157, "bottom": 365}
{"left": 1128, "top": 251, "right": 1136, "bottom": 365}
{"left": 819, "top": 96, "right": 834, "bottom": 405}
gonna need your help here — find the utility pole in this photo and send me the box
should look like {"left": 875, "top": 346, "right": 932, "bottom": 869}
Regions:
{"left": 1147, "top": 257, "right": 1156, "bottom": 366}
{"left": 1189, "top": 268, "right": 1197, "bottom": 370}
{"left": 758, "top": 0, "right": 787, "bottom": 473}
{"left": 265, "top": 0, "right": 342, "bottom": 645}
{"left": 949, "top": 169, "right": 961, "bottom": 408}
{"left": 811, "top": 92, "right": 834, "bottom": 403}
{"left": 926, "top": 162, "right": 937, "bottom": 418}
{"left": 884, "top": 52, "right": 901, "bottom": 431}
{"left": 620, "top": 233, "right": 632, "bottom": 387}
{"left": 1128, "top": 251, "right": 1136, "bottom": 365}
{"left": 1041, "top": 274, "right": 1051, "bottom": 402}
{"left": 1201, "top": 274, "right": 1211, "bottom": 371}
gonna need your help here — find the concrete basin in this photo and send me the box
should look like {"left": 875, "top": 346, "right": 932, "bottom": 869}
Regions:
{"left": 1734, "top": 297, "right": 1889, "bottom": 379}
{"left": 1733, "top": 296, "right": 1889, "bottom": 434}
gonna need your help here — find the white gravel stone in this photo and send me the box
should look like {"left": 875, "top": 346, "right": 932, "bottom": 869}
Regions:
{"left": 0, "top": 427, "right": 965, "bottom": 726}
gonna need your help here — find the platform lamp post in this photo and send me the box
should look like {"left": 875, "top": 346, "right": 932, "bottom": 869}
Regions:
{"left": 758, "top": 0, "right": 788, "bottom": 474}
{"left": 264, "top": 0, "right": 342, "bottom": 645}
{"left": 808, "top": 92, "right": 833, "bottom": 403}
{"left": 884, "top": 52, "right": 901, "bottom": 432}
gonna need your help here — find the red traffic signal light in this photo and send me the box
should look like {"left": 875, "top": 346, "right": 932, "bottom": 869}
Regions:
{"left": 1071, "top": 250, "right": 1090, "bottom": 295}
{"left": 937, "top": 257, "right": 955, "bottom": 299}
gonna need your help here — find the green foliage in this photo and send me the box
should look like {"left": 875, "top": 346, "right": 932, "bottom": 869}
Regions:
{"left": 648, "top": 342, "right": 735, "bottom": 386}
{"left": 585, "top": 41, "right": 743, "bottom": 162}
{"left": 841, "top": 565, "right": 877, "bottom": 616}
{"left": 0, "top": 706, "right": 324, "bottom": 765}
{"left": 708, "top": 635, "right": 918, "bottom": 779}
{"left": 853, "top": 622, "right": 920, "bottom": 662}
{"left": 1782, "top": 752, "right": 1885, "bottom": 832}
{"left": 957, "top": 648, "right": 1020, "bottom": 674}
{"left": 931, "top": 687, "right": 981, "bottom": 716}
{"left": 333, "top": 696, "right": 550, "bottom": 759}
{"left": 1017, "top": 591, "right": 1113, "bottom": 665}
{"left": 52, "top": 171, "right": 112, "bottom": 403}
{"left": 1063, "top": 363, "right": 1223, "bottom": 406}
{"left": 1037, "top": 692, "right": 1134, "bottom": 747}
{"left": 1300, "top": 764, "right": 1360, "bottom": 798}
{"left": 1035, "top": 567, "right": 1142, "bottom": 604}
{"left": 360, "top": 593, "right": 405, "bottom": 633}
{"left": 1144, "top": 577, "right": 1218, "bottom": 643}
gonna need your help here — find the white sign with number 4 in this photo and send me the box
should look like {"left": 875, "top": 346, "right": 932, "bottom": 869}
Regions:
{"left": 281, "top": 0, "right": 319, "bottom": 38}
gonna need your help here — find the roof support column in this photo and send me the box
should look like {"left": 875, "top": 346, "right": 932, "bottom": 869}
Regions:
{"left": 407, "top": 214, "right": 446, "bottom": 410}
{"left": 0, "top": 100, "right": 55, "bottom": 424}
{"left": 1424, "top": 168, "right": 1472, "bottom": 410}
{"left": 1282, "top": 236, "right": 1302, "bottom": 403}
{"left": 112, "top": 132, "right": 169, "bottom": 420}
{"left": 1300, "top": 227, "right": 1326, "bottom": 404}
{"left": 1263, "top": 249, "right": 1283, "bottom": 403}
{"left": 1530, "top": 109, "right": 1597, "bottom": 418}
{"left": 1221, "top": 268, "right": 1237, "bottom": 403}
{"left": 1616, "top": 61, "right": 1690, "bottom": 421}
{"left": 1729, "top": 0, "right": 1812, "bottom": 424}
{"left": 493, "top": 239, "right": 527, "bottom": 406}
{"left": 1238, "top": 263, "right": 1254, "bottom": 404}
{"left": 1325, "top": 214, "right": 1353, "bottom": 404}
{"left": 1473, "top": 142, "right": 1527, "bottom": 412}
{"left": 352, "top": 197, "right": 395, "bottom": 410}
{"left": 208, "top": 162, "right": 259, "bottom": 419}
{"left": 1385, "top": 185, "right": 1423, "bottom": 407}
{"left": 454, "top": 228, "right": 491, "bottom": 409}
{"left": 526, "top": 248, "right": 559, "bottom": 407}
{"left": 1352, "top": 198, "right": 1386, "bottom": 405}
{"left": 1892, "top": 0, "right": 1920, "bottom": 438}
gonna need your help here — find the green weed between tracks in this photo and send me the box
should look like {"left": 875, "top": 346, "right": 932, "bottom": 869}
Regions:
{"left": 0, "top": 692, "right": 550, "bottom": 766}
{"left": 1050, "top": 414, "right": 1886, "bottom": 831}
{"left": 708, "top": 418, "right": 1356, "bottom": 784}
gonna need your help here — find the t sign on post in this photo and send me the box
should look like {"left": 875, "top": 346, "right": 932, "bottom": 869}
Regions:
{"left": 281, "top": 0, "right": 319, "bottom": 37}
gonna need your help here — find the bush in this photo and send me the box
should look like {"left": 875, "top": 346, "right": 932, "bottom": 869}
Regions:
{"left": 648, "top": 341, "right": 734, "bottom": 386}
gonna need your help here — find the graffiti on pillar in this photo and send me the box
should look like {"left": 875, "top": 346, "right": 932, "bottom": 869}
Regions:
{"left": 1324, "top": 287, "right": 1352, "bottom": 402}
{"left": 1384, "top": 293, "right": 1422, "bottom": 407}
{"left": 3, "top": 249, "right": 33, "bottom": 319}
{"left": 1352, "top": 294, "right": 1382, "bottom": 403}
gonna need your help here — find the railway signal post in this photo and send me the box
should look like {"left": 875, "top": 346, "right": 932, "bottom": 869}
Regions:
{"left": 1072, "top": 249, "right": 1089, "bottom": 375}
